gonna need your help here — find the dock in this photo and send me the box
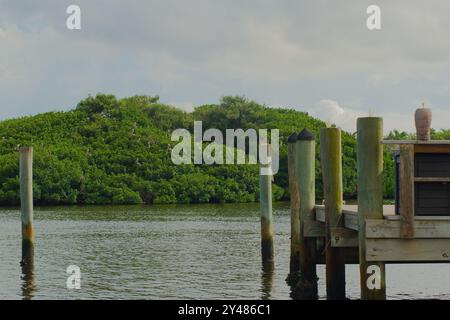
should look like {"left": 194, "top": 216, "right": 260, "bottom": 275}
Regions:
{"left": 313, "top": 204, "right": 450, "bottom": 263}
{"left": 281, "top": 115, "right": 450, "bottom": 300}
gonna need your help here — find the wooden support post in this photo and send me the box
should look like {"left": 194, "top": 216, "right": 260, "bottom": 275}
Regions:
{"left": 286, "top": 133, "right": 300, "bottom": 285}
{"left": 19, "top": 147, "right": 34, "bottom": 266}
{"left": 357, "top": 117, "right": 386, "bottom": 300}
{"left": 320, "top": 127, "right": 346, "bottom": 300}
{"left": 260, "top": 146, "right": 274, "bottom": 264}
{"left": 293, "top": 128, "right": 318, "bottom": 299}
{"left": 399, "top": 144, "right": 415, "bottom": 238}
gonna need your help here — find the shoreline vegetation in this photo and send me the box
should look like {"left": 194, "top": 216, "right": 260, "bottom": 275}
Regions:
{"left": 0, "top": 94, "right": 448, "bottom": 206}
{"left": 0, "top": 199, "right": 395, "bottom": 210}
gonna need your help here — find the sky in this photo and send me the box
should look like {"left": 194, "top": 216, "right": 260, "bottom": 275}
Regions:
{"left": 1, "top": 0, "right": 450, "bottom": 133}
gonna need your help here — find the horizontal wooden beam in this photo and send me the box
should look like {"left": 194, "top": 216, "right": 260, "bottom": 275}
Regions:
{"left": 330, "top": 227, "right": 358, "bottom": 247}
{"left": 414, "top": 177, "right": 450, "bottom": 182}
{"left": 316, "top": 247, "right": 360, "bottom": 264}
{"left": 343, "top": 210, "right": 359, "bottom": 231}
{"left": 385, "top": 215, "right": 450, "bottom": 221}
{"left": 315, "top": 205, "right": 325, "bottom": 222}
{"left": 303, "top": 220, "right": 325, "bottom": 237}
{"left": 314, "top": 205, "right": 359, "bottom": 231}
{"left": 382, "top": 140, "right": 450, "bottom": 145}
{"left": 415, "top": 144, "right": 450, "bottom": 153}
{"left": 366, "top": 238, "right": 450, "bottom": 262}
{"left": 366, "top": 219, "right": 450, "bottom": 238}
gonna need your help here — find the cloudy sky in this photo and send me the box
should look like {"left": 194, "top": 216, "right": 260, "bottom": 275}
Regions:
{"left": 1, "top": 0, "right": 450, "bottom": 133}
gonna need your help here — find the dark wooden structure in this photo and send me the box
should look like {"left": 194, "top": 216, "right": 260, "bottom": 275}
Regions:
{"left": 393, "top": 142, "right": 450, "bottom": 217}
{"left": 386, "top": 140, "right": 450, "bottom": 237}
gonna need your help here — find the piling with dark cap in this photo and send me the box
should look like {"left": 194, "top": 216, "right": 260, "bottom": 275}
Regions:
{"left": 320, "top": 127, "right": 346, "bottom": 300}
{"left": 19, "top": 147, "right": 34, "bottom": 265}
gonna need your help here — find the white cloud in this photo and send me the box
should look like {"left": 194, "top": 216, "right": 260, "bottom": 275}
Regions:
{"left": 308, "top": 100, "right": 450, "bottom": 135}
{"left": 309, "top": 99, "right": 365, "bottom": 132}
{"left": 167, "top": 101, "right": 194, "bottom": 113}
{"left": 1, "top": 0, "right": 450, "bottom": 134}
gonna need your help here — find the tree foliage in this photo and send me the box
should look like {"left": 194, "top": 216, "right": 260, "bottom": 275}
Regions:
{"left": 0, "top": 94, "right": 419, "bottom": 205}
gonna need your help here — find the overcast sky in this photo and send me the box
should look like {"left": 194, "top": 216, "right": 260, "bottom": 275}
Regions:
{"left": 1, "top": 0, "right": 450, "bottom": 133}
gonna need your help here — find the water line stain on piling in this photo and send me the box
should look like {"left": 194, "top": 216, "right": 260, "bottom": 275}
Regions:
{"left": 21, "top": 224, "right": 34, "bottom": 242}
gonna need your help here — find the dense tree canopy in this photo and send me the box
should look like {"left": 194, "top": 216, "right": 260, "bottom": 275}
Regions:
{"left": 0, "top": 94, "right": 434, "bottom": 205}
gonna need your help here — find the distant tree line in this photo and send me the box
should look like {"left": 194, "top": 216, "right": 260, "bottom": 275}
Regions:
{"left": 0, "top": 94, "right": 446, "bottom": 205}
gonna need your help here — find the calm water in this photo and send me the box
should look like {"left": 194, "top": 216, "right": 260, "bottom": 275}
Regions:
{"left": 0, "top": 202, "right": 449, "bottom": 300}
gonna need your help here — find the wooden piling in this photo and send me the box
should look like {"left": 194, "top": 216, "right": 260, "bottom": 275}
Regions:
{"left": 260, "top": 147, "right": 274, "bottom": 263}
{"left": 357, "top": 117, "right": 386, "bottom": 300}
{"left": 294, "top": 128, "right": 318, "bottom": 299}
{"left": 320, "top": 127, "right": 346, "bottom": 300}
{"left": 19, "top": 147, "right": 34, "bottom": 265}
{"left": 399, "top": 144, "right": 415, "bottom": 238}
{"left": 286, "top": 133, "right": 300, "bottom": 285}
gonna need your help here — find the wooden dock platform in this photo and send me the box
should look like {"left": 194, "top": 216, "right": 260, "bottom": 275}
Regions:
{"left": 312, "top": 204, "right": 450, "bottom": 262}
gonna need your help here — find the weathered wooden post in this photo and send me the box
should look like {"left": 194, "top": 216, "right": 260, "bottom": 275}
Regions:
{"left": 260, "top": 145, "right": 274, "bottom": 264}
{"left": 286, "top": 133, "right": 300, "bottom": 285}
{"left": 294, "top": 128, "right": 318, "bottom": 299}
{"left": 19, "top": 147, "right": 34, "bottom": 265}
{"left": 357, "top": 117, "right": 386, "bottom": 300}
{"left": 399, "top": 144, "right": 415, "bottom": 239}
{"left": 320, "top": 127, "right": 346, "bottom": 300}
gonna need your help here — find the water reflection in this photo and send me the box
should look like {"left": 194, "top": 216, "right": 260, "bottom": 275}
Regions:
{"left": 261, "top": 259, "right": 274, "bottom": 300}
{"left": 20, "top": 243, "right": 36, "bottom": 300}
